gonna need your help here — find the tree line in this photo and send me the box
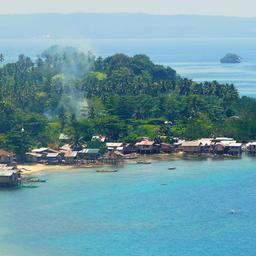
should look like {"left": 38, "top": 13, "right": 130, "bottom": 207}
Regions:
{"left": 0, "top": 46, "right": 255, "bottom": 160}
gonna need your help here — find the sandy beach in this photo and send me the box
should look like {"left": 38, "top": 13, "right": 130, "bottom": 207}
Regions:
{"left": 18, "top": 164, "right": 75, "bottom": 174}
{"left": 17, "top": 163, "right": 106, "bottom": 175}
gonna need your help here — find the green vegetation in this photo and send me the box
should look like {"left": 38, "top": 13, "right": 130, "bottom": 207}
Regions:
{"left": 0, "top": 46, "right": 255, "bottom": 160}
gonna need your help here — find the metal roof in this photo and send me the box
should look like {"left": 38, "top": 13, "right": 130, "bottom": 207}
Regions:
{"left": 0, "top": 168, "right": 18, "bottom": 177}
{"left": 46, "top": 153, "right": 60, "bottom": 158}
{"left": 85, "top": 149, "right": 100, "bottom": 154}
{"left": 106, "top": 143, "right": 123, "bottom": 148}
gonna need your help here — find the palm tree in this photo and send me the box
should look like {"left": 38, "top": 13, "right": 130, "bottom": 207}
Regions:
{"left": 0, "top": 53, "right": 4, "bottom": 64}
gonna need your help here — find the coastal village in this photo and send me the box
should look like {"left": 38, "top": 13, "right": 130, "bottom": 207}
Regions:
{"left": 1, "top": 134, "right": 256, "bottom": 188}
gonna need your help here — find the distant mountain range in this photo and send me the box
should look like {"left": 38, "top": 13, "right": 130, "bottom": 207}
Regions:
{"left": 0, "top": 13, "right": 256, "bottom": 39}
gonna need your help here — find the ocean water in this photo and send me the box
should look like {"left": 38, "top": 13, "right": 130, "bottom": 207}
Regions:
{"left": 1, "top": 37, "right": 256, "bottom": 97}
{"left": 1, "top": 38, "right": 256, "bottom": 254}
{"left": 1, "top": 157, "right": 256, "bottom": 256}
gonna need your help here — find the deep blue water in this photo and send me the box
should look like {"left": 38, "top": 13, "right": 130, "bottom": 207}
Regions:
{"left": 1, "top": 157, "right": 256, "bottom": 255}
{"left": 1, "top": 37, "right": 256, "bottom": 97}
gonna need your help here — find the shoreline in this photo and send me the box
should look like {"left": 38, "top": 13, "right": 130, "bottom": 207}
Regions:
{"left": 18, "top": 152, "right": 243, "bottom": 175}
{"left": 18, "top": 163, "right": 111, "bottom": 175}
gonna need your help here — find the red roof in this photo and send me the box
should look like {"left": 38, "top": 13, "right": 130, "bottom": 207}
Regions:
{"left": 0, "top": 150, "right": 15, "bottom": 157}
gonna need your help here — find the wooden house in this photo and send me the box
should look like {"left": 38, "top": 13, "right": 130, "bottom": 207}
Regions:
{"left": 0, "top": 150, "right": 15, "bottom": 165}
{"left": 228, "top": 142, "right": 242, "bottom": 155}
{"left": 25, "top": 152, "right": 42, "bottom": 163}
{"left": 84, "top": 149, "right": 100, "bottom": 160}
{"left": 46, "top": 153, "right": 63, "bottom": 165}
{"left": 211, "top": 139, "right": 241, "bottom": 155}
{"left": 64, "top": 151, "right": 78, "bottom": 164}
{"left": 135, "top": 139, "right": 159, "bottom": 154}
{"left": 32, "top": 148, "right": 59, "bottom": 159}
{"left": 160, "top": 143, "right": 174, "bottom": 153}
{"left": 0, "top": 165, "right": 21, "bottom": 187}
{"left": 246, "top": 142, "right": 256, "bottom": 154}
{"left": 199, "top": 138, "right": 213, "bottom": 153}
{"left": 181, "top": 141, "right": 202, "bottom": 154}
{"left": 106, "top": 142, "right": 124, "bottom": 151}
{"left": 123, "top": 143, "right": 136, "bottom": 154}
{"left": 102, "top": 151, "right": 124, "bottom": 164}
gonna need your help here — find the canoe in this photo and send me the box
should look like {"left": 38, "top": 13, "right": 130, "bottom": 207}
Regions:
{"left": 136, "top": 161, "right": 151, "bottom": 164}
{"left": 28, "top": 179, "right": 47, "bottom": 183}
{"left": 96, "top": 170, "right": 118, "bottom": 173}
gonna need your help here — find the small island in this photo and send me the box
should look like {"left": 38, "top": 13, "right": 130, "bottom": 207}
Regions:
{"left": 220, "top": 53, "right": 242, "bottom": 64}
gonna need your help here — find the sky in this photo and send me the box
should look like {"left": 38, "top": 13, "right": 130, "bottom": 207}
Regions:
{"left": 0, "top": 0, "right": 255, "bottom": 17}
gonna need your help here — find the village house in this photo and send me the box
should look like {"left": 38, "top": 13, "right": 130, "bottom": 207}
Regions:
{"left": 102, "top": 150, "right": 124, "bottom": 164}
{"left": 199, "top": 138, "right": 213, "bottom": 153}
{"left": 106, "top": 142, "right": 124, "bottom": 152}
{"left": 0, "top": 165, "right": 21, "bottom": 187}
{"left": 82, "top": 149, "right": 100, "bottom": 160}
{"left": 211, "top": 138, "right": 242, "bottom": 155}
{"left": 31, "top": 148, "right": 59, "bottom": 159}
{"left": 135, "top": 138, "right": 159, "bottom": 154}
{"left": 46, "top": 152, "right": 63, "bottom": 165}
{"left": 25, "top": 152, "right": 42, "bottom": 163}
{"left": 246, "top": 142, "right": 256, "bottom": 154}
{"left": 122, "top": 143, "right": 136, "bottom": 154}
{"left": 228, "top": 142, "right": 242, "bottom": 155}
{"left": 0, "top": 150, "right": 15, "bottom": 165}
{"left": 160, "top": 143, "right": 174, "bottom": 153}
{"left": 64, "top": 151, "right": 78, "bottom": 164}
{"left": 181, "top": 141, "right": 202, "bottom": 154}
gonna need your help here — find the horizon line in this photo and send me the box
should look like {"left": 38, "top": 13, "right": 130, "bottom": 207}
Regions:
{"left": 0, "top": 12, "right": 255, "bottom": 19}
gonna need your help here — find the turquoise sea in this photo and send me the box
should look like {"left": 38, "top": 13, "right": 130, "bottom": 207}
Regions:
{"left": 1, "top": 37, "right": 256, "bottom": 97}
{"left": 1, "top": 37, "right": 256, "bottom": 255}
{"left": 1, "top": 157, "right": 256, "bottom": 255}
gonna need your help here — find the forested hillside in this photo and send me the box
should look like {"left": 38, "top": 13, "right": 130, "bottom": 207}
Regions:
{"left": 0, "top": 45, "right": 255, "bottom": 159}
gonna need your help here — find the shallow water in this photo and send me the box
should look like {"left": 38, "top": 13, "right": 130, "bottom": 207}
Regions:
{"left": 1, "top": 157, "right": 256, "bottom": 255}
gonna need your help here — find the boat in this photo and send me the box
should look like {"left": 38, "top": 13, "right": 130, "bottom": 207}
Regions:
{"left": 136, "top": 161, "right": 151, "bottom": 164}
{"left": 28, "top": 178, "right": 47, "bottom": 183}
{"left": 21, "top": 185, "right": 39, "bottom": 189}
{"left": 96, "top": 169, "right": 118, "bottom": 173}
{"left": 229, "top": 209, "right": 236, "bottom": 214}
{"left": 168, "top": 167, "right": 176, "bottom": 170}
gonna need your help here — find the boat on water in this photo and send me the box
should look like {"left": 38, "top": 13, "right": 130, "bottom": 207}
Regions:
{"left": 136, "top": 161, "right": 151, "bottom": 164}
{"left": 168, "top": 167, "right": 176, "bottom": 170}
{"left": 28, "top": 178, "right": 47, "bottom": 183}
{"left": 96, "top": 170, "right": 118, "bottom": 173}
{"left": 21, "top": 185, "right": 39, "bottom": 189}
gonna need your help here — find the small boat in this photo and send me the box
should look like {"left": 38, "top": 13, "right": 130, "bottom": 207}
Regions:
{"left": 28, "top": 178, "right": 47, "bottom": 183}
{"left": 136, "top": 161, "right": 151, "bottom": 164}
{"left": 96, "top": 169, "right": 118, "bottom": 173}
{"left": 21, "top": 185, "right": 39, "bottom": 189}
{"left": 168, "top": 167, "right": 176, "bottom": 170}
{"left": 229, "top": 209, "right": 236, "bottom": 214}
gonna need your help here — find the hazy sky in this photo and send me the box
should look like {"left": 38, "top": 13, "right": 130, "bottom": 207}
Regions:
{"left": 0, "top": 0, "right": 255, "bottom": 17}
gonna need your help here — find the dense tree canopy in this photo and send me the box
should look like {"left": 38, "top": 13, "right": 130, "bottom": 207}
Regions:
{"left": 0, "top": 46, "right": 255, "bottom": 159}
